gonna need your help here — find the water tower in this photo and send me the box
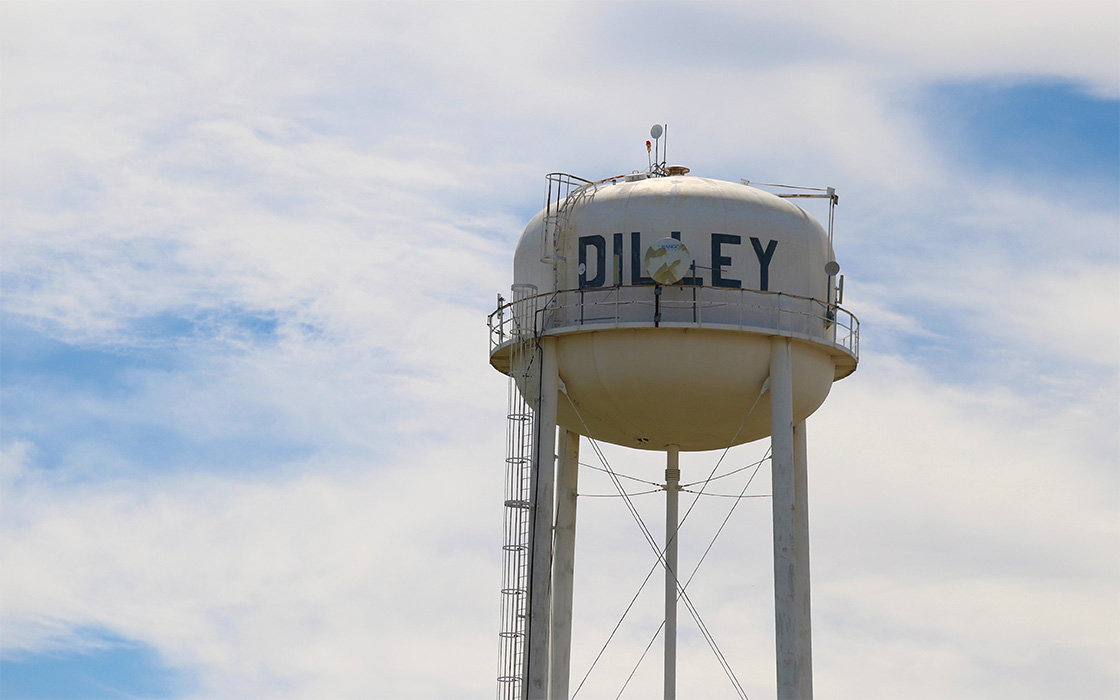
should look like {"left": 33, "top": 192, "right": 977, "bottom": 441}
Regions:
{"left": 488, "top": 128, "right": 858, "bottom": 700}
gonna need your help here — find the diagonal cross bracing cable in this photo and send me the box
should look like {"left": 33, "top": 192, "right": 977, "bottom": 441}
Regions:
{"left": 563, "top": 391, "right": 759, "bottom": 700}
{"left": 616, "top": 451, "right": 769, "bottom": 698}
{"left": 675, "top": 385, "right": 768, "bottom": 534}
{"left": 572, "top": 551, "right": 662, "bottom": 699}
{"left": 579, "top": 461, "right": 664, "bottom": 488}
{"left": 681, "top": 490, "right": 770, "bottom": 498}
{"left": 682, "top": 449, "right": 769, "bottom": 594}
{"left": 680, "top": 460, "right": 761, "bottom": 487}
{"left": 579, "top": 488, "right": 663, "bottom": 498}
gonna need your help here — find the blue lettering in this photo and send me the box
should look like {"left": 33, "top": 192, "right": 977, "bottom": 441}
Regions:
{"left": 578, "top": 235, "right": 606, "bottom": 288}
{"left": 613, "top": 233, "right": 623, "bottom": 286}
{"left": 749, "top": 237, "right": 777, "bottom": 291}
{"left": 630, "top": 232, "right": 655, "bottom": 286}
{"left": 711, "top": 233, "right": 741, "bottom": 288}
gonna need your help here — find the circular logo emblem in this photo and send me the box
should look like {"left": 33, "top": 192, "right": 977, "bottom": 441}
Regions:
{"left": 643, "top": 238, "right": 692, "bottom": 285}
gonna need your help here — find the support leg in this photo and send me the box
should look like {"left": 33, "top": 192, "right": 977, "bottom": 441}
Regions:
{"left": 769, "top": 338, "right": 812, "bottom": 699}
{"left": 550, "top": 429, "right": 580, "bottom": 700}
{"left": 526, "top": 337, "right": 559, "bottom": 699}
{"left": 793, "top": 421, "right": 813, "bottom": 698}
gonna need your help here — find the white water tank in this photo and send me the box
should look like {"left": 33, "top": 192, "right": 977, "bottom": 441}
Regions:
{"left": 490, "top": 173, "right": 858, "bottom": 451}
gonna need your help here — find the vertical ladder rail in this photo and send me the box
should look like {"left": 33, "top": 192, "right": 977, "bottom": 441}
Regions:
{"left": 497, "top": 287, "right": 540, "bottom": 700}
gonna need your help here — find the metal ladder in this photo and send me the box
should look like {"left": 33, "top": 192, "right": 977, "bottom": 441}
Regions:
{"left": 496, "top": 286, "right": 540, "bottom": 700}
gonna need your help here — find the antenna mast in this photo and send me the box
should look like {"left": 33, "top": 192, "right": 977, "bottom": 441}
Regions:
{"left": 650, "top": 124, "right": 666, "bottom": 176}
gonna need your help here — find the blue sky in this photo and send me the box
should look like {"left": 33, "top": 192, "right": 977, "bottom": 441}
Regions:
{"left": 2, "top": 630, "right": 192, "bottom": 699}
{"left": 2, "top": 2, "right": 1117, "bottom": 698}
{"left": 927, "top": 81, "right": 1119, "bottom": 181}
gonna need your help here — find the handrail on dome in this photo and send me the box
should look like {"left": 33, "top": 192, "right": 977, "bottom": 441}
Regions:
{"left": 541, "top": 173, "right": 597, "bottom": 265}
{"left": 540, "top": 171, "right": 668, "bottom": 266}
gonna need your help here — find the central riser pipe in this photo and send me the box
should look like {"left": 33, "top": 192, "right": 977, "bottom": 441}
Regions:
{"left": 665, "top": 446, "right": 680, "bottom": 700}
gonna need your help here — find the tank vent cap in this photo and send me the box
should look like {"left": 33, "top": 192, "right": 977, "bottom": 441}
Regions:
{"left": 665, "top": 165, "right": 690, "bottom": 176}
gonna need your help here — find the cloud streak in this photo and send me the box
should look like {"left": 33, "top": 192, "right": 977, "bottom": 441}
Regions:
{"left": 1, "top": 2, "right": 1116, "bottom": 698}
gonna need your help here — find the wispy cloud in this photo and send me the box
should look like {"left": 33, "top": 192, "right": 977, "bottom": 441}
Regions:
{"left": 2, "top": 2, "right": 1116, "bottom": 698}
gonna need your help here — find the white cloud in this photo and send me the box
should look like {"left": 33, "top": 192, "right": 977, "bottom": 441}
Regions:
{"left": 758, "top": 1, "right": 1120, "bottom": 98}
{"left": 1, "top": 443, "right": 507, "bottom": 697}
{"left": 1, "top": 1, "right": 1117, "bottom": 698}
{"left": 0, "top": 440, "right": 34, "bottom": 489}
{"left": 807, "top": 352, "right": 1118, "bottom": 697}
{"left": 6, "top": 345, "right": 1106, "bottom": 698}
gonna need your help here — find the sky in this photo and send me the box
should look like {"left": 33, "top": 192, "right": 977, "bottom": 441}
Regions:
{"left": 1, "top": 2, "right": 1117, "bottom": 698}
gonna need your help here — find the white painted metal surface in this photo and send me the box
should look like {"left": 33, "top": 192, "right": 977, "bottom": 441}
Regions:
{"left": 549, "top": 429, "right": 580, "bottom": 700}
{"left": 664, "top": 447, "right": 680, "bottom": 700}
{"left": 515, "top": 176, "right": 833, "bottom": 303}
{"left": 792, "top": 420, "right": 813, "bottom": 699}
{"left": 525, "top": 337, "right": 559, "bottom": 699}
{"left": 490, "top": 169, "right": 856, "bottom": 699}
{"left": 500, "top": 175, "right": 855, "bottom": 453}
{"left": 769, "top": 337, "right": 813, "bottom": 698}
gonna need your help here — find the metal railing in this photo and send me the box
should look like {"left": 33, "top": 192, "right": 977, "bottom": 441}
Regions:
{"left": 489, "top": 284, "right": 859, "bottom": 361}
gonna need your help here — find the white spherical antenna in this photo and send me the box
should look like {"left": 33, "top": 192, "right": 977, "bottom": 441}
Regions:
{"left": 824, "top": 261, "right": 841, "bottom": 276}
{"left": 644, "top": 237, "right": 691, "bottom": 285}
{"left": 650, "top": 124, "right": 664, "bottom": 139}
